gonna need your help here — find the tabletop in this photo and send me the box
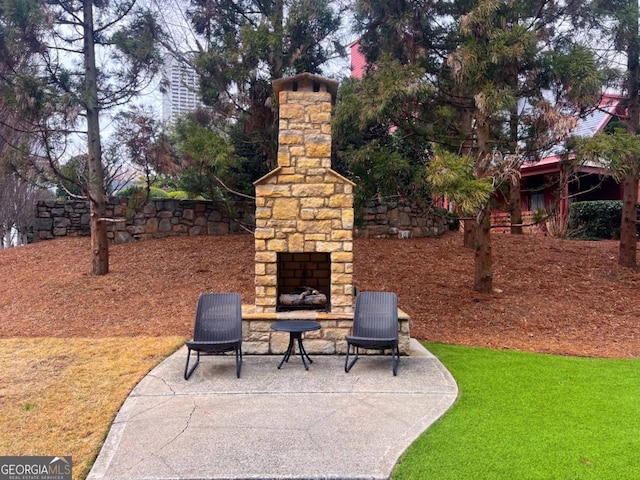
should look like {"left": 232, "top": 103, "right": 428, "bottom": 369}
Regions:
{"left": 270, "top": 320, "right": 321, "bottom": 333}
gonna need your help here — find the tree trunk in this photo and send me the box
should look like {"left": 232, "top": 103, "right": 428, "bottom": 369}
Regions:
{"left": 509, "top": 176, "right": 523, "bottom": 235}
{"left": 509, "top": 103, "right": 523, "bottom": 234}
{"left": 463, "top": 219, "right": 476, "bottom": 249}
{"left": 619, "top": 170, "right": 638, "bottom": 267}
{"left": 461, "top": 105, "right": 476, "bottom": 249}
{"left": 272, "top": 0, "right": 284, "bottom": 80}
{"left": 472, "top": 113, "right": 493, "bottom": 292}
{"left": 619, "top": 0, "right": 639, "bottom": 268}
{"left": 84, "top": 0, "right": 109, "bottom": 275}
{"left": 473, "top": 209, "right": 493, "bottom": 293}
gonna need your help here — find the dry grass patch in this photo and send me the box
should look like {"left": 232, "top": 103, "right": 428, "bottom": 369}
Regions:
{"left": 0, "top": 337, "right": 185, "bottom": 480}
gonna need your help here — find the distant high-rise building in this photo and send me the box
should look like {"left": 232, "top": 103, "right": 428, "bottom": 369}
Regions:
{"left": 162, "top": 56, "right": 201, "bottom": 123}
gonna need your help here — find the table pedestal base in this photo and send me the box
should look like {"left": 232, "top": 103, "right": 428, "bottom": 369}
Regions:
{"left": 278, "top": 332, "right": 314, "bottom": 370}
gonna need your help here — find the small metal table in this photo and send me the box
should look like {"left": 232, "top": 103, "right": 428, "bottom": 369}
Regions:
{"left": 270, "top": 320, "right": 321, "bottom": 370}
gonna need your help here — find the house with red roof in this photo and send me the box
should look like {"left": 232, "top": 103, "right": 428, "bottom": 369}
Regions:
{"left": 515, "top": 93, "right": 627, "bottom": 226}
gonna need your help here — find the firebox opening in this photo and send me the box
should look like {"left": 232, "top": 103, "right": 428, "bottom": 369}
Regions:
{"left": 277, "top": 253, "right": 331, "bottom": 312}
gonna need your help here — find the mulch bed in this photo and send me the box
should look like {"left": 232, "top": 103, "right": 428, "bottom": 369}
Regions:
{"left": 1, "top": 232, "right": 638, "bottom": 358}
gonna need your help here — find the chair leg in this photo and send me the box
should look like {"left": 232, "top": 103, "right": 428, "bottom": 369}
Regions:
{"left": 345, "top": 345, "right": 360, "bottom": 373}
{"left": 184, "top": 349, "right": 200, "bottom": 380}
{"left": 235, "top": 346, "right": 242, "bottom": 378}
{"left": 392, "top": 344, "right": 399, "bottom": 376}
{"left": 344, "top": 344, "right": 350, "bottom": 372}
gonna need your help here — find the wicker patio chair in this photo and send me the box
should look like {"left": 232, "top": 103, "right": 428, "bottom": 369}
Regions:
{"left": 184, "top": 292, "right": 243, "bottom": 379}
{"left": 345, "top": 291, "right": 400, "bottom": 376}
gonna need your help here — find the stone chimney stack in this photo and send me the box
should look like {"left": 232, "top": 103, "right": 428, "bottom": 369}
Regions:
{"left": 253, "top": 73, "right": 355, "bottom": 314}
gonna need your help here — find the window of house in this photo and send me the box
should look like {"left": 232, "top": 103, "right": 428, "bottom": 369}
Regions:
{"left": 530, "top": 192, "right": 545, "bottom": 212}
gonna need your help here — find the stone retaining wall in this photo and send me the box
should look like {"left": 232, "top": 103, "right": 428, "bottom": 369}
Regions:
{"left": 33, "top": 198, "right": 451, "bottom": 243}
{"left": 33, "top": 198, "right": 253, "bottom": 243}
{"left": 357, "top": 200, "right": 452, "bottom": 238}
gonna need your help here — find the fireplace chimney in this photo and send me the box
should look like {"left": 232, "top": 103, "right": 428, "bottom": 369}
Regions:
{"left": 253, "top": 73, "right": 355, "bottom": 313}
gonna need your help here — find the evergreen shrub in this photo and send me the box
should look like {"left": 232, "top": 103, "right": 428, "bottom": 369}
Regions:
{"left": 568, "top": 201, "right": 622, "bottom": 239}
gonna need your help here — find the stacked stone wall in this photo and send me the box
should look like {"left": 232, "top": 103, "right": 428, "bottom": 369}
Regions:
{"left": 33, "top": 198, "right": 253, "bottom": 243}
{"left": 357, "top": 200, "right": 452, "bottom": 238}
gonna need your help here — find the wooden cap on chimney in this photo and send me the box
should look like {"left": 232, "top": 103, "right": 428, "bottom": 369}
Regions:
{"left": 272, "top": 73, "right": 339, "bottom": 105}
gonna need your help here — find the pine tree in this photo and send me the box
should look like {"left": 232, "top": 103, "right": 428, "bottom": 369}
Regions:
{"left": 350, "top": 0, "right": 604, "bottom": 292}
{"left": 180, "top": 0, "right": 347, "bottom": 170}
{"left": 0, "top": 0, "right": 163, "bottom": 274}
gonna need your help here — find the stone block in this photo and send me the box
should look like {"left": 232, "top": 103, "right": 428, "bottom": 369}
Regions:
{"left": 265, "top": 217, "right": 295, "bottom": 228}
{"left": 298, "top": 220, "right": 332, "bottom": 234}
{"left": 35, "top": 218, "right": 53, "bottom": 230}
{"left": 332, "top": 251, "right": 353, "bottom": 263}
{"left": 331, "top": 229, "right": 352, "bottom": 241}
{"left": 342, "top": 210, "right": 354, "bottom": 229}
{"left": 207, "top": 222, "right": 230, "bottom": 234}
{"left": 321, "top": 328, "right": 346, "bottom": 341}
{"left": 309, "top": 111, "right": 331, "bottom": 123}
{"left": 209, "top": 210, "right": 223, "bottom": 222}
{"left": 335, "top": 340, "right": 349, "bottom": 354}
{"left": 289, "top": 233, "right": 305, "bottom": 252}
{"left": 300, "top": 197, "right": 326, "bottom": 209}
{"left": 337, "top": 320, "right": 355, "bottom": 328}
{"left": 53, "top": 227, "right": 67, "bottom": 236}
{"left": 54, "top": 217, "right": 71, "bottom": 228}
{"left": 143, "top": 203, "right": 156, "bottom": 215}
{"left": 315, "top": 241, "right": 342, "bottom": 252}
{"left": 243, "top": 342, "right": 270, "bottom": 355}
{"left": 256, "top": 184, "right": 292, "bottom": 198}
{"left": 254, "top": 228, "right": 275, "bottom": 239}
{"left": 255, "top": 207, "right": 273, "bottom": 220}
{"left": 142, "top": 217, "right": 156, "bottom": 233}
{"left": 306, "top": 142, "right": 331, "bottom": 158}
{"left": 266, "top": 238, "right": 287, "bottom": 251}
{"left": 279, "top": 103, "right": 305, "bottom": 120}
{"left": 255, "top": 275, "right": 277, "bottom": 287}
{"left": 331, "top": 294, "right": 353, "bottom": 309}
{"left": 272, "top": 198, "right": 299, "bottom": 220}
{"left": 288, "top": 122, "right": 315, "bottom": 131}
{"left": 279, "top": 131, "right": 304, "bottom": 145}
{"left": 278, "top": 174, "right": 305, "bottom": 184}
{"left": 304, "top": 339, "right": 336, "bottom": 354}
{"left": 306, "top": 171, "right": 326, "bottom": 180}
{"left": 270, "top": 332, "right": 290, "bottom": 354}
{"left": 158, "top": 218, "right": 172, "bottom": 233}
{"left": 114, "top": 231, "right": 134, "bottom": 244}
{"left": 295, "top": 157, "right": 322, "bottom": 169}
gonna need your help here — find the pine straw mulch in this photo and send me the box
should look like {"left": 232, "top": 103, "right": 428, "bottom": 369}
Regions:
{"left": 1, "top": 232, "right": 639, "bottom": 358}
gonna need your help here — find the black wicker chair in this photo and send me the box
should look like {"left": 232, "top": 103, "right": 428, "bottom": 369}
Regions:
{"left": 184, "top": 293, "right": 243, "bottom": 379}
{"left": 345, "top": 291, "right": 400, "bottom": 376}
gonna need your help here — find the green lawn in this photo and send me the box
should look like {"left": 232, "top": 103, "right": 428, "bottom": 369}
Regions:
{"left": 393, "top": 343, "right": 640, "bottom": 479}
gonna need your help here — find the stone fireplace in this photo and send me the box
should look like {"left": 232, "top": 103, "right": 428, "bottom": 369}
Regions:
{"left": 253, "top": 73, "right": 355, "bottom": 314}
{"left": 242, "top": 73, "right": 409, "bottom": 356}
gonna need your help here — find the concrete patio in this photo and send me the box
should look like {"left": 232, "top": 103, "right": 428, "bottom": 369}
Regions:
{"left": 88, "top": 339, "right": 457, "bottom": 480}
